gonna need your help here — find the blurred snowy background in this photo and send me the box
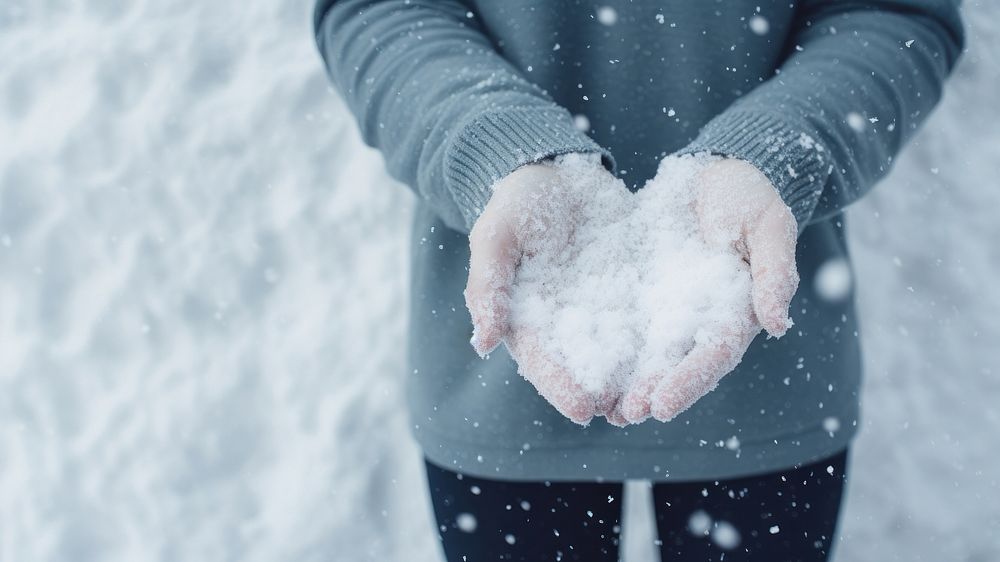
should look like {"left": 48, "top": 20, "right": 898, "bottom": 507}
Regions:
{"left": 0, "top": 1, "right": 997, "bottom": 561}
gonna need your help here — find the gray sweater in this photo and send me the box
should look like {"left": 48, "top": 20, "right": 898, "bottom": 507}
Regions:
{"left": 314, "top": 0, "right": 963, "bottom": 481}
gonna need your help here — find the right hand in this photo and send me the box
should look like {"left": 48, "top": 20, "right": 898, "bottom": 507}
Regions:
{"left": 464, "top": 156, "right": 625, "bottom": 425}
{"left": 616, "top": 157, "right": 798, "bottom": 424}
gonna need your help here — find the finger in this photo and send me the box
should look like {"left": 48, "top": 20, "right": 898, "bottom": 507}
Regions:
{"left": 746, "top": 202, "right": 799, "bottom": 337}
{"left": 594, "top": 363, "right": 629, "bottom": 417}
{"left": 619, "top": 370, "right": 658, "bottom": 424}
{"left": 464, "top": 215, "right": 519, "bottom": 357}
{"left": 596, "top": 367, "right": 629, "bottom": 425}
{"left": 605, "top": 401, "right": 629, "bottom": 428}
{"left": 595, "top": 385, "right": 619, "bottom": 417}
{"left": 506, "top": 328, "right": 598, "bottom": 425}
{"left": 650, "top": 325, "right": 759, "bottom": 422}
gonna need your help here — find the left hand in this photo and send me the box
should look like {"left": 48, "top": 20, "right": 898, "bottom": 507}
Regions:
{"left": 616, "top": 158, "right": 800, "bottom": 423}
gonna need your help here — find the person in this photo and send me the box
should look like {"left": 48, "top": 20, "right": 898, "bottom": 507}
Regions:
{"left": 313, "top": 1, "right": 963, "bottom": 560}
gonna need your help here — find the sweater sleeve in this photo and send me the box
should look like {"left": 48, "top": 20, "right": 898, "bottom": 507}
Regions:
{"left": 313, "top": 0, "right": 614, "bottom": 233}
{"left": 678, "top": 0, "right": 964, "bottom": 229}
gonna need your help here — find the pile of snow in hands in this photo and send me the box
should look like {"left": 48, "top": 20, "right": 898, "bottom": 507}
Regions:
{"left": 507, "top": 153, "right": 756, "bottom": 401}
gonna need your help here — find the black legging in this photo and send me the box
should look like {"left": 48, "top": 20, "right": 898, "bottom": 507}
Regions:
{"left": 425, "top": 449, "right": 848, "bottom": 562}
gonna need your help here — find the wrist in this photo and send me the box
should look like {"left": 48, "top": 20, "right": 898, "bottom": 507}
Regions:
{"left": 693, "top": 158, "right": 793, "bottom": 247}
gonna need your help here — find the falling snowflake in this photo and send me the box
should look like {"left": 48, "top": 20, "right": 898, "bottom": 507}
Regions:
{"left": 846, "top": 112, "right": 866, "bottom": 132}
{"left": 711, "top": 520, "right": 741, "bottom": 550}
{"left": 688, "top": 510, "right": 712, "bottom": 536}
{"left": 456, "top": 513, "right": 477, "bottom": 533}
{"left": 596, "top": 6, "right": 618, "bottom": 26}
{"left": 814, "top": 258, "right": 852, "bottom": 302}
{"left": 749, "top": 15, "right": 769, "bottom": 35}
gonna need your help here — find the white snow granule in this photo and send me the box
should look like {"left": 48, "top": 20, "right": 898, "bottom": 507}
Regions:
{"left": 846, "top": 112, "right": 867, "bottom": 132}
{"left": 688, "top": 510, "right": 713, "bottom": 536}
{"left": 711, "top": 520, "right": 741, "bottom": 550}
{"left": 814, "top": 257, "right": 852, "bottom": 302}
{"left": 749, "top": 15, "right": 770, "bottom": 35}
{"left": 456, "top": 513, "right": 477, "bottom": 533}
{"left": 596, "top": 6, "right": 618, "bottom": 26}
{"left": 507, "top": 153, "right": 754, "bottom": 396}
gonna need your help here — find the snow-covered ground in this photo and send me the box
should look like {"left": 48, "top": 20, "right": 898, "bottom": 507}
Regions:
{"left": 0, "top": 1, "right": 996, "bottom": 560}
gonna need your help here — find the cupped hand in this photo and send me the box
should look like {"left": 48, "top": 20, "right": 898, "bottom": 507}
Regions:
{"left": 618, "top": 158, "right": 800, "bottom": 423}
{"left": 464, "top": 156, "right": 621, "bottom": 425}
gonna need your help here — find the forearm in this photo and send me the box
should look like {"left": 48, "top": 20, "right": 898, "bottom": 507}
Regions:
{"left": 314, "top": 0, "right": 611, "bottom": 232}
{"left": 680, "top": 0, "right": 964, "bottom": 229}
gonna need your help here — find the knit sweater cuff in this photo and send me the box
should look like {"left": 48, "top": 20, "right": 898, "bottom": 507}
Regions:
{"left": 677, "top": 111, "right": 832, "bottom": 230}
{"left": 445, "top": 107, "right": 615, "bottom": 231}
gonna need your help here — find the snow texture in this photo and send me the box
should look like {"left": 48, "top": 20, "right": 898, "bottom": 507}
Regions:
{"left": 509, "top": 154, "right": 753, "bottom": 396}
{"left": 0, "top": 1, "right": 997, "bottom": 561}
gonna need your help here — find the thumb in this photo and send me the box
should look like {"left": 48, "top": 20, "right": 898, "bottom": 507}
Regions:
{"left": 464, "top": 213, "right": 520, "bottom": 356}
{"left": 746, "top": 201, "right": 799, "bottom": 337}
